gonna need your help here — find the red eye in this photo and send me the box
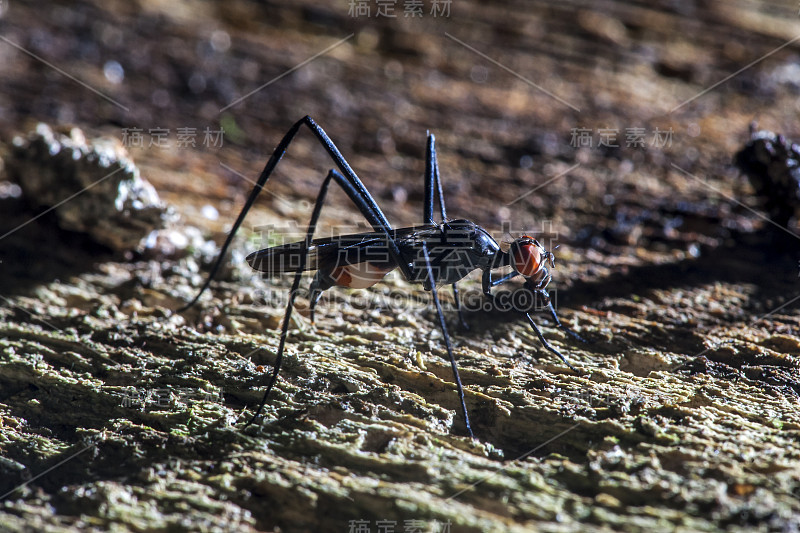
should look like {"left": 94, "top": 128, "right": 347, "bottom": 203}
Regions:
{"left": 511, "top": 237, "right": 544, "bottom": 277}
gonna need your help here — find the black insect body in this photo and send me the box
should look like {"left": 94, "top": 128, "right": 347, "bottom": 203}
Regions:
{"left": 182, "top": 116, "right": 583, "bottom": 439}
{"left": 734, "top": 128, "right": 800, "bottom": 228}
{"left": 247, "top": 220, "right": 503, "bottom": 319}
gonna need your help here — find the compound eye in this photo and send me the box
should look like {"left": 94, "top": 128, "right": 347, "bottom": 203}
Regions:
{"left": 511, "top": 237, "right": 544, "bottom": 277}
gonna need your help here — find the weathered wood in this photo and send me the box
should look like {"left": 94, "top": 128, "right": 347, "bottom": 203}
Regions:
{"left": 1, "top": 1, "right": 799, "bottom": 531}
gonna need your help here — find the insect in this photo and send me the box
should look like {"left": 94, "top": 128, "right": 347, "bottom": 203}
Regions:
{"left": 734, "top": 125, "right": 800, "bottom": 228}
{"left": 181, "top": 116, "right": 584, "bottom": 439}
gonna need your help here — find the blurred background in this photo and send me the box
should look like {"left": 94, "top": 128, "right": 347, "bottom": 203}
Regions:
{"left": 3, "top": 0, "right": 799, "bottom": 258}
{"left": 1, "top": 1, "right": 800, "bottom": 531}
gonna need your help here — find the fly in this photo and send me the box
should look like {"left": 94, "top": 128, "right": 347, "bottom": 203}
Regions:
{"left": 180, "top": 116, "right": 586, "bottom": 439}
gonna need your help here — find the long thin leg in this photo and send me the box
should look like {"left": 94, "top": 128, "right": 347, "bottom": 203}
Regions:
{"left": 489, "top": 270, "right": 521, "bottom": 290}
{"left": 523, "top": 280, "right": 582, "bottom": 372}
{"left": 308, "top": 270, "right": 335, "bottom": 324}
{"left": 432, "top": 138, "right": 447, "bottom": 222}
{"left": 424, "top": 133, "right": 447, "bottom": 224}
{"left": 179, "top": 117, "right": 411, "bottom": 312}
{"left": 542, "top": 295, "right": 587, "bottom": 344}
{"left": 422, "top": 241, "right": 473, "bottom": 439}
{"left": 244, "top": 169, "right": 336, "bottom": 428}
{"left": 481, "top": 267, "right": 522, "bottom": 303}
{"left": 482, "top": 272, "right": 582, "bottom": 374}
{"left": 425, "top": 133, "right": 468, "bottom": 330}
{"left": 482, "top": 268, "right": 493, "bottom": 296}
{"left": 451, "top": 284, "right": 469, "bottom": 330}
{"left": 525, "top": 313, "right": 580, "bottom": 374}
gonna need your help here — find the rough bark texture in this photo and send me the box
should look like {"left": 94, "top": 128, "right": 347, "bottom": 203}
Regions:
{"left": 1, "top": 1, "right": 800, "bottom": 532}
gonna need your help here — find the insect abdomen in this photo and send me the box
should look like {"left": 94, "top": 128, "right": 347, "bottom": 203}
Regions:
{"left": 330, "top": 263, "right": 393, "bottom": 288}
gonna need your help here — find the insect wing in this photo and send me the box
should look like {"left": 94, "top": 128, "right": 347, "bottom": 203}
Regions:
{"left": 246, "top": 225, "right": 439, "bottom": 275}
{"left": 246, "top": 241, "right": 321, "bottom": 274}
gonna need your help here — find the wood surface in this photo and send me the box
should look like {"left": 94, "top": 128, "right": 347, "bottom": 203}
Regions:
{"left": 1, "top": 1, "right": 799, "bottom": 531}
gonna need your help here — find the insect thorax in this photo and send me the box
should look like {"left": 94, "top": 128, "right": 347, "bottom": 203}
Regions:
{"left": 409, "top": 219, "right": 501, "bottom": 289}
